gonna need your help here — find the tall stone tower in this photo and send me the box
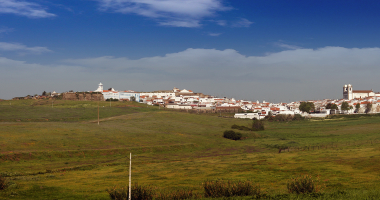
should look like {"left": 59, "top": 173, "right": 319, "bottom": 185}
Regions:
{"left": 343, "top": 84, "right": 353, "bottom": 100}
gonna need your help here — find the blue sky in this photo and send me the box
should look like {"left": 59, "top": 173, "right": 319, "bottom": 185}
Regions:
{"left": 1, "top": 0, "right": 380, "bottom": 102}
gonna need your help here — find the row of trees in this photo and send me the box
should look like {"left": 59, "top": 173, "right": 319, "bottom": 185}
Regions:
{"left": 300, "top": 101, "right": 373, "bottom": 114}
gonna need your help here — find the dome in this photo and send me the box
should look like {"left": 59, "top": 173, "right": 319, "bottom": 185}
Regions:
{"left": 344, "top": 84, "right": 347, "bottom": 87}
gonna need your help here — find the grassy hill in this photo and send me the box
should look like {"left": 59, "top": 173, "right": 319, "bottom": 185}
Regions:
{"left": 1, "top": 100, "right": 380, "bottom": 199}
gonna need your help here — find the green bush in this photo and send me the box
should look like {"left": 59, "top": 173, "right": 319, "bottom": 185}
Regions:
{"left": 271, "top": 114, "right": 305, "bottom": 122}
{"left": 107, "top": 183, "right": 154, "bottom": 200}
{"left": 203, "top": 180, "right": 260, "bottom": 198}
{"left": 156, "top": 189, "right": 195, "bottom": 200}
{"left": 252, "top": 120, "right": 265, "bottom": 131}
{"left": 293, "top": 114, "right": 304, "bottom": 121}
{"left": 0, "top": 175, "right": 7, "bottom": 190}
{"left": 287, "top": 175, "right": 324, "bottom": 194}
{"left": 223, "top": 130, "right": 242, "bottom": 140}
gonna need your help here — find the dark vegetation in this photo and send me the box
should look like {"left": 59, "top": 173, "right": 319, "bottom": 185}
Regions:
{"left": 0, "top": 175, "right": 7, "bottom": 190}
{"left": 203, "top": 180, "right": 261, "bottom": 198}
{"left": 107, "top": 183, "right": 154, "bottom": 200}
{"left": 108, "top": 184, "right": 194, "bottom": 200}
{"left": 299, "top": 102, "right": 315, "bottom": 113}
{"left": 326, "top": 103, "right": 338, "bottom": 110}
{"left": 287, "top": 175, "right": 324, "bottom": 194}
{"left": 267, "top": 114, "right": 304, "bottom": 122}
{"left": 223, "top": 130, "right": 242, "bottom": 140}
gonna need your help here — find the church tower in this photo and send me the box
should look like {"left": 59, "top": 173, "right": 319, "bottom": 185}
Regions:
{"left": 343, "top": 84, "right": 353, "bottom": 100}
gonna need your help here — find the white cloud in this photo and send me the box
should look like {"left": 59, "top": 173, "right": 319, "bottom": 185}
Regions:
{"left": 231, "top": 18, "right": 253, "bottom": 27}
{"left": 0, "top": 0, "right": 56, "bottom": 18}
{"left": 2, "top": 47, "right": 380, "bottom": 101}
{"left": 274, "top": 42, "right": 302, "bottom": 50}
{"left": 0, "top": 42, "right": 52, "bottom": 54}
{"left": 208, "top": 33, "right": 221, "bottom": 36}
{"left": 216, "top": 20, "right": 226, "bottom": 26}
{"left": 97, "top": 0, "right": 231, "bottom": 27}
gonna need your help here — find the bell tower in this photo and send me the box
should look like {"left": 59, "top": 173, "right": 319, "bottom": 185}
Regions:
{"left": 347, "top": 84, "right": 353, "bottom": 100}
{"left": 343, "top": 84, "right": 353, "bottom": 100}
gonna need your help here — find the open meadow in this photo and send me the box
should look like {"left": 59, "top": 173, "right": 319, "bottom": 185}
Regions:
{"left": 1, "top": 100, "right": 380, "bottom": 199}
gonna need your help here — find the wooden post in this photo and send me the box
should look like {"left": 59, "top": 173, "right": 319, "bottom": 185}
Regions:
{"left": 129, "top": 152, "right": 132, "bottom": 200}
{"left": 98, "top": 101, "right": 100, "bottom": 125}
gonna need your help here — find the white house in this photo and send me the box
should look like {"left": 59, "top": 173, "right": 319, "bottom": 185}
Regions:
{"left": 234, "top": 113, "right": 262, "bottom": 120}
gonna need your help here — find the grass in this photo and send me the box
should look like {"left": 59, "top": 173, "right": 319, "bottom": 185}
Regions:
{"left": 1, "top": 100, "right": 380, "bottom": 199}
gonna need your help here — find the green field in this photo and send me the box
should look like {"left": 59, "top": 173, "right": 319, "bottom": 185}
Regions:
{"left": 1, "top": 99, "right": 380, "bottom": 199}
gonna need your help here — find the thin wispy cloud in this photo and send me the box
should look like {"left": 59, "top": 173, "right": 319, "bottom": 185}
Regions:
{"left": 274, "top": 42, "right": 302, "bottom": 50}
{"left": 216, "top": 20, "right": 226, "bottom": 26}
{"left": 0, "top": 0, "right": 56, "bottom": 18}
{"left": 231, "top": 18, "right": 253, "bottom": 27}
{"left": 0, "top": 42, "right": 52, "bottom": 54}
{"left": 97, "top": 0, "right": 231, "bottom": 27}
{"left": 209, "top": 33, "right": 221, "bottom": 36}
{"left": 0, "top": 27, "right": 14, "bottom": 34}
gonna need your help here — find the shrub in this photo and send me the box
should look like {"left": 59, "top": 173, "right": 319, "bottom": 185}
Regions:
{"left": 287, "top": 175, "right": 324, "bottom": 194}
{"left": 231, "top": 124, "right": 239, "bottom": 129}
{"left": 293, "top": 114, "right": 304, "bottom": 121}
{"left": 107, "top": 183, "right": 154, "bottom": 200}
{"left": 273, "top": 114, "right": 289, "bottom": 122}
{"left": 203, "top": 180, "right": 260, "bottom": 198}
{"left": 223, "top": 130, "right": 242, "bottom": 140}
{"left": 156, "top": 189, "right": 195, "bottom": 200}
{"left": 0, "top": 175, "right": 7, "bottom": 190}
{"left": 252, "top": 120, "right": 265, "bottom": 131}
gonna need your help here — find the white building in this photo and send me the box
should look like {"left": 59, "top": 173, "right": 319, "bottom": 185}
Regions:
{"left": 94, "top": 82, "right": 103, "bottom": 92}
{"left": 234, "top": 113, "right": 263, "bottom": 120}
{"left": 343, "top": 84, "right": 380, "bottom": 100}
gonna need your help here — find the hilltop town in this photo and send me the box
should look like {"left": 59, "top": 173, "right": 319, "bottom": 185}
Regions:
{"left": 12, "top": 82, "right": 380, "bottom": 118}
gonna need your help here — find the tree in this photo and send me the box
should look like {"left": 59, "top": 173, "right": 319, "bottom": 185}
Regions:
{"left": 355, "top": 103, "right": 361, "bottom": 112}
{"left": 341, "top": 102, "right": 350, "bottom": 112}
{"left": 326, "top": 103, "right": 338, "bottom": 110}
{"left": 130, "top": 96, "right": 136, "bottom": 102}
{"left": 299, "top": 102, "right": 315, "bottom": 113}
{"left": 365, "top": 103, "right": 372, "bottom": 114}
{"left": 42, "top": 91, "right": 47, "bottom": 96}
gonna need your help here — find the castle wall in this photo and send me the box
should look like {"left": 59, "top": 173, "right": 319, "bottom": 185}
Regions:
{"left": 62, "top": 92, "right": 104, "bottom": 101}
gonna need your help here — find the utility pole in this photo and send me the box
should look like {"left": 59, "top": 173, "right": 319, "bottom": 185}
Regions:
{"left": 129, "top": 152, "right": 132, "bottom": 200}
